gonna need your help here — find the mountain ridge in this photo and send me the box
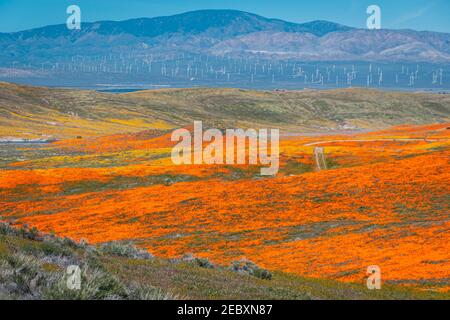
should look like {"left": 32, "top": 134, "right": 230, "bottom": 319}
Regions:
{"left": 0, "top": 9, "right": 450, "bottom": 70}
{"left": 1, "top": 10, "right": 354, "bottom": 38}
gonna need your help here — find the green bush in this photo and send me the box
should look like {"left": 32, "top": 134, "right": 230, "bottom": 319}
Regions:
{"left": 17, "top": 224, "right": 35, "bottom": 240}
{"left": 182, "top": 253, "right": 215, "bottom": 269}
{"left": 40, "top": 240, "right": 73, "bottom": 257}
{"left": 45, "top": 267, "right": 124, "bottom": 300}
{"left": 99, "top": 241, "right": 153, "bottom": 260}
{"left": 0, "top": 253, "right": 48, "bottom": 298}
{"left": 0, "top": 222, "right": 16, "bottom": 236}
{"left": 231, "top": 259, "right": 272, "bottom": 280}
{"left": 126, "top": 284, "right": 178, "bottom": 300}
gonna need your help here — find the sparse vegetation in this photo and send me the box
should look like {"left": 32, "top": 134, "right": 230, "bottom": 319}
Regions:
{"left": 182, "top": 253, "right": 215, "bottom": 269}
{"left": 0, "top": 222, "right": 173, "bottom": 300}
{"left": 99, "top": 241, "right": 153, "bottom": 260}
{"left": 2, "top": 222, "right": 448, "bottom": 300}
{"left": 231, "top": 259, "right": 273, "bottom": 280}
{"left": 1, "top": 83, "right": 449, "bottom": 140}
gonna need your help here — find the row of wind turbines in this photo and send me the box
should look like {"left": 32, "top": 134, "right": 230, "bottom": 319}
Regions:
{"left": 3, "top": 53, "right": 447, "bottom": 88}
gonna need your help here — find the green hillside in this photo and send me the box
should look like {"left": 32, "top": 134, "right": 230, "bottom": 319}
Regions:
{"left": 0, "top": 82, "right": 449, "bottom": 139}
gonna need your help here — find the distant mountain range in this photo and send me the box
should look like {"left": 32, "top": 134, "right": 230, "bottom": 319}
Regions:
{"left": 1, "top": 9, "right": 450, "bottom": 64}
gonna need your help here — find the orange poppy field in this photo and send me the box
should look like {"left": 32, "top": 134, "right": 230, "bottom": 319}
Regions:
{"left": 1, "top": 122, "right": 449, "bottom": 292}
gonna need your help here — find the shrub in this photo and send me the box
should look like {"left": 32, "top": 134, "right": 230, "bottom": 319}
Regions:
{"left": 79, "top": 239, "right": 89, "bottom": 248}
{"left": 44, "top": 266, "right": 125, "bottom": 300}
{"left": 41, "top": 240, "right": 74, "bottom": 258}
{"left": 4, "top": 224, "right": 40, "bottom": 241}
{"left": 182, "top": 253, "right": 215, "bottom": 269}
{"left": 230, "top": 259, "right": 272, "bottom": 280}
{"left": 1, "top": 223, "right": 41, "bottom": 241}
{"left": 0, "top": 222, "right": 17, "bottom": 236}
{"left": 0, "top": 225, "right": 169, "bottom": 300}
{"left": 60, "top": 237, "right": 80, "bottom": 249}
{"left": 99, "top": 241, "right": 153, "bottom": 260}
{"left": 0, "top": 253, "right": 48, "bottom": 298}
{"left": 26, "top": 227, "right": 40, "bottom": 240}
{"left": 126, "top": 284, "right": 178, "bottom": 300}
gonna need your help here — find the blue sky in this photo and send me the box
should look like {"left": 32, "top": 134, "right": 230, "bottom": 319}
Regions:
{"left": 0, "top": 0, "right": 449, "bottom": 33}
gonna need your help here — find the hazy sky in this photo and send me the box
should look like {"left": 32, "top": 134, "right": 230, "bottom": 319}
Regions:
{"left": 0, "top": 0, "right": 449, "bottom": 33}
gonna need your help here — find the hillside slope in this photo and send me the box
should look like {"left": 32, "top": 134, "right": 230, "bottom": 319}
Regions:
{"left": 0, "top": 82, "right": 449, "bottom": 139}
{"left": 1, "top": 122, "right": 449, "bottom": 292}
{"left": 1, "top": 223, "right": 447, "bottom": 300}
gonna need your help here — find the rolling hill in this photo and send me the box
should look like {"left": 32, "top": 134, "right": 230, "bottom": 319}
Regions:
{"left": 0, "top": 82, "right": 449, "bottom": 140}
